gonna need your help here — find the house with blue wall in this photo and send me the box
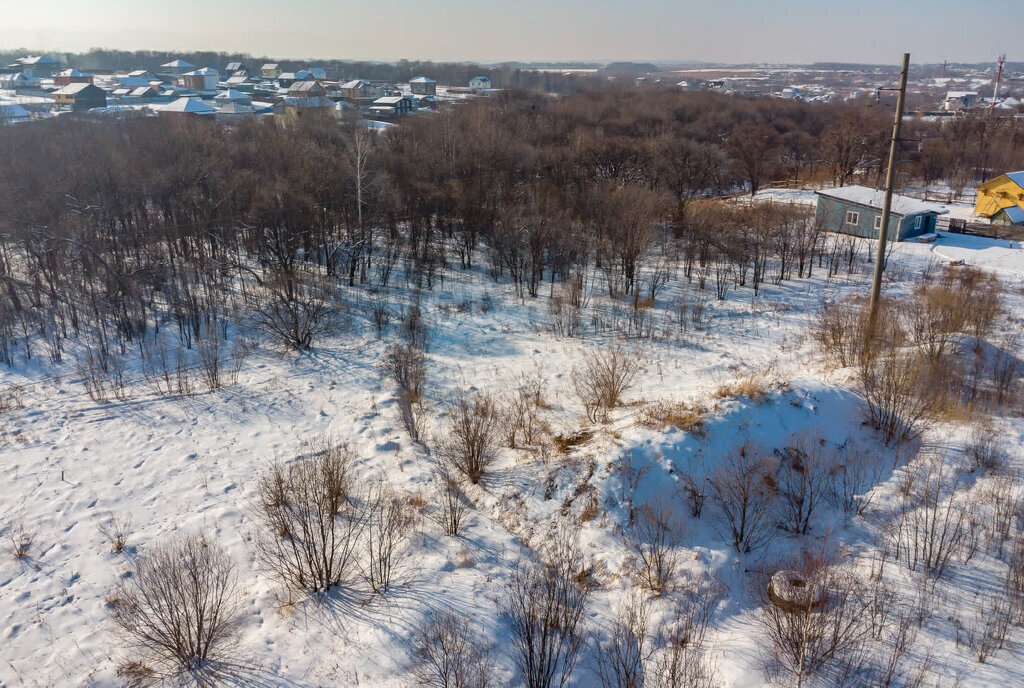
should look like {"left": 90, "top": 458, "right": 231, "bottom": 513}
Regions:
{"left": 814, "top": 186, "right": 948, "bottom": 241}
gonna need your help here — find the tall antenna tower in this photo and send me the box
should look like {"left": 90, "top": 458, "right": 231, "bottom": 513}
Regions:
{"left": 990, "top": 53, "right": 1006, "bottom": 115}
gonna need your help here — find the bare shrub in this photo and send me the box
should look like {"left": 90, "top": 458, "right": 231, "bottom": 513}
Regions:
{"left": 501, "top": 372, "right": 546, "bottom": 449}
{"left": 197, "top": 336, "right": 223, "bottom": 391}
{"left": 436, "top": 390, "right": 501, "bottom": 484}
{"left": 7, "top": 520, "right": 33, "bottom": 558}
{"left": 707, "top": 441, "right": 778, "bottom": 554}
{"left": 812, "top": 298, "right": 872, "bottom": 368}
{"left": 0, "top": 383, "right": 24, "bottom": 413}
{"left": 398, "top": 388, "right": 429, "bottom": 442}
{"left": 370, "top": 297, "right": 391, "bottom": 338}
{"left": 828, "top": 437, "right": 885, "bottom": 519}
{"left": 250, "top": 271, "right": 336, "bottom": 351}
{"left": 647, "top": 576, "right": 725, "bottom": 688}
{"left": 78, "top": 349, "right": 109, "bottom": 402}
{"left": 503, "top": 530, "right": 591, "bottom": 688}
{"left": 400, "top": 301, "right": 430, "bottom": 351}
{"left": 756, "top": 559, "right": 870, "bottom": 686}
{"left": 431, "top": 469, "right": 471, "bottom": 537}
{"left": 572, "top": 346, "right": 642, "bottom": 423}
{"left": 968, "top": 591, "right": 1014, "bottom": 663}
{"left": 255, "top": 439, "right": 369, "bottom": 593}
{"left": 885, "top": 452, "right": 971, "bottom": 579}
{"left": 592, "top": 595, "right": 648, "bottom": 688}
{"left": 859, "top": 351, "right": 937, "bottom": 445}
{"left": 990, "top": 335, "right": 1022, "bottom": 407}
{"left": 679, "top": 473, "right": 706, "bottom": 518}
{"left": 410, "top": 612, "right": 495, "bottom": 688}
{"left": 108, "top": 532, "right": 243, "bottom": 683}
{"left": 963, "top": 423, "right": 1007, "bottom": 474}
{"left": 382, "top": 343, "right": 426, "bottom": 403}
{"left": 98, "top": 514, "right": 133, "bottom": 554}
{"left": 774, "top": 431, "right": 835, "bottom": 534}
{"left": 623, "top": 499, "right": 685, "bottom": 595}
{"left": 365, "top": 485, "right": 414, "bottom": 594}
{"left": 1005, "top": 536, "right": 1024, "bottom": 624}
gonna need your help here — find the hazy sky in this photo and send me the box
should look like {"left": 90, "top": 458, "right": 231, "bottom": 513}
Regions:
{"left": 2, "top": 0, "right": 1019, "bottom": 64}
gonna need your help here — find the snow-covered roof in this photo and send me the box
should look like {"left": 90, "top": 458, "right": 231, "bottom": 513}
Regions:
{"left": 129, "top": 86, "right": 157, "bottom": 97}
{"left": 373, "top": 96, "right": 405, "bottom": 105}
{"left": 341, "top": 79, "right": 373, "bottom": 89}
{"left": 261, "top": 63, "right": 279, "bottom": 70}
{"left": 17, "top": 55, "right": 58, "bottom": 65}
{"left": 945, "top": 91, "right": 977, "bottom": 98}
{"left": 0, "top": 103, "right": 30, "bottom": 119}
{"left": 159, "top": 97, "right": 215, "bottom": 114}
{"left": 410, "top": 76, "right": 435, "bottom": 83}
{"left": 215, "top": 88, "right": 249, "bottom": 99}
{"left": 216, "top": 102, "right": 255, "bottom": 114}
{"left": 185, "top": 67, "right": 219, "bottom": 77}
{"left": 161, "top": 59, "right": 195, "bottom": 68}
{"left": 815, "top": 185, "right": 948, "bottom": 217}
{"left": 56, "top": 69, "right": 91, "bottom": 78}
{"left": 53, "top": 82, "right": 100, "bottom": 95}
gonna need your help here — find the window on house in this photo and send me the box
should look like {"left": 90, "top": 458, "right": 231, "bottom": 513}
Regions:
{"left": 874, "top": 215, "right": 883, "bottom": 230}
{"left": 913, "top": 216, "right": 922, "bottom": 230}
{"left": 845, "top": 210, "right": 859, "bottom": 225}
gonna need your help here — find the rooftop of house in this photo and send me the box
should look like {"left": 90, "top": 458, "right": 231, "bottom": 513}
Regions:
{"left": 159, "top": 97, "right": 215, "bottom": 114}
{"left": 815, "top": 185, "right": 949, "bottom": 217}
{"left": 53, "top": 82, "right": 101, "bottom": 96}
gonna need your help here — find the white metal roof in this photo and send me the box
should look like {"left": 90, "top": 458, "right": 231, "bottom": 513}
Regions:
{"left": 815, "top": 185, "right": 949, "bottom": 217}
{"left": 159, "top": 97, "right": 215, "bottom": 114}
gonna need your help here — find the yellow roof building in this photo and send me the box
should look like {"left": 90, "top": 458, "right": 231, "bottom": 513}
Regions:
{"left": 975, "top": 171, "right": 1024, "bottom": 223}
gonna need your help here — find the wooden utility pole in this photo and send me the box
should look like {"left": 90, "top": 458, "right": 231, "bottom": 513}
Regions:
{"left": 867, "top": 53, "right": 910, "bottom": 335}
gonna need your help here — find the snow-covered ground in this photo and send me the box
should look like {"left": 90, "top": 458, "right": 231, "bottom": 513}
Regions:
{"left": 1, "top": 229, "right": 1023, "bottom": 687}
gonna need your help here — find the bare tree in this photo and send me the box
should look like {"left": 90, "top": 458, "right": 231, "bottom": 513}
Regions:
{"left": 431, "top": 468, "right": 471, "bottom": 537}
{"left": 255, "top": 438, "right": 369, "bottom": 593}
{"left": 249, "top": 270, "right": 336, "bottom": 351}
{"left": 707, "top": 441, "right": 778, "bottom": 554}
{"left": 859, "top": 351, "right": 937, "bottom": 446}
{"left": 774, "top": 431, "right": 836, "bottom": 534}
{"left": 593, "top": 595, "right": 648, "bottom": 688}
{"left": 503, "top": 530, "right": 591, "bottom": 688}
{"left": 365, "top": 485, "right": 414, "bottom": 594}
{"left": 108, "top": 532, "right": 243, "bottom": 684}
{"left": 572, "top": 346, "right": 642, "bottom": 423}
{"left": 410, "top": 612, "right": 495, "bottom": 688}
{"left": 757, "top": 560, "right": 870, "bottom": 687}
{"left": 623, "top": 499, "right": 685, "bottom": 595}
{"left": 436, "top": 390, "right": 501, "bottom": 484}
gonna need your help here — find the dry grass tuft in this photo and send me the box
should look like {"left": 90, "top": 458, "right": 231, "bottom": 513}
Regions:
{"left": 713, "top": 373, "right": 770, "bottom": 403}
{"left": 637, "top": 400, "right": 707, "bottom": 436}
{"left": 553, "top": 429, "right": 594, "bottom": 454}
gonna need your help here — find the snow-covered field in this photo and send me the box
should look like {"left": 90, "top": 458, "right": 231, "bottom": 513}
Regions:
{"left": 2, "top": 229, "right": 1023, "bottom": 687}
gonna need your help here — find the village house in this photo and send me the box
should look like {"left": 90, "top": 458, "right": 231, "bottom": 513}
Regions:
{"left": 814, "top": 185, "right": 947, "bottom": 241}
{"left": 975, "top": 172, "right": 1024, "bottom": 227}
{"left": 52, "top": 83, "right": 108, "bottom": 111}
{"left": 0, "top": 103, "right": 31, "bottom": 125}
{"left": 278, "top": 70, "right": 315, "bottom": 88}
{"left": 12, "top": 55, "right": 61, "bottom": 78}
{"left": 214, "top": 89, "right": 253, "bottom": 105}
{"left": 944, "top": 91, "right": 978, "bottom": 111}
{"left": 261, "top": 63, "right": 281, "bottom": 78}
{"left": 182, "top": 68, "right": 219, "bottom": 92}
{"left": 272, "top": 96, "right": 335, "bottom": 117}
{"left": 127, "top": 69, "right": 158, "bottom": 81}
{"left": 369, "top": 95, "right": 413, "bottom": 117}
{"left": 0, "top": 72, "right": 41, "bottom": 91}
{"left": 160, "top": 59, "right": 195, "bottom": 76}
{"left": 157, "top": 96, "right": 216, "bottom": 118}
{"left": 225, "top": 62, "right": 248, "bottom": 74}
{"left": 469, "top": 75, "right": 491, "bottom": 91}
{"left": 339, "top": 79, "right": 379, "bottom": 101}
{"left": 216, "top": 102, "right": 257, "bottom": 122}
{"left": 287, "top": 80, "right": 326, "bottom": 98}
{"left": 53, "top": 69, "right": 94, "bottom": 86}
{"left": 409, "top": 76, "right": 437, "bottom": 96}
